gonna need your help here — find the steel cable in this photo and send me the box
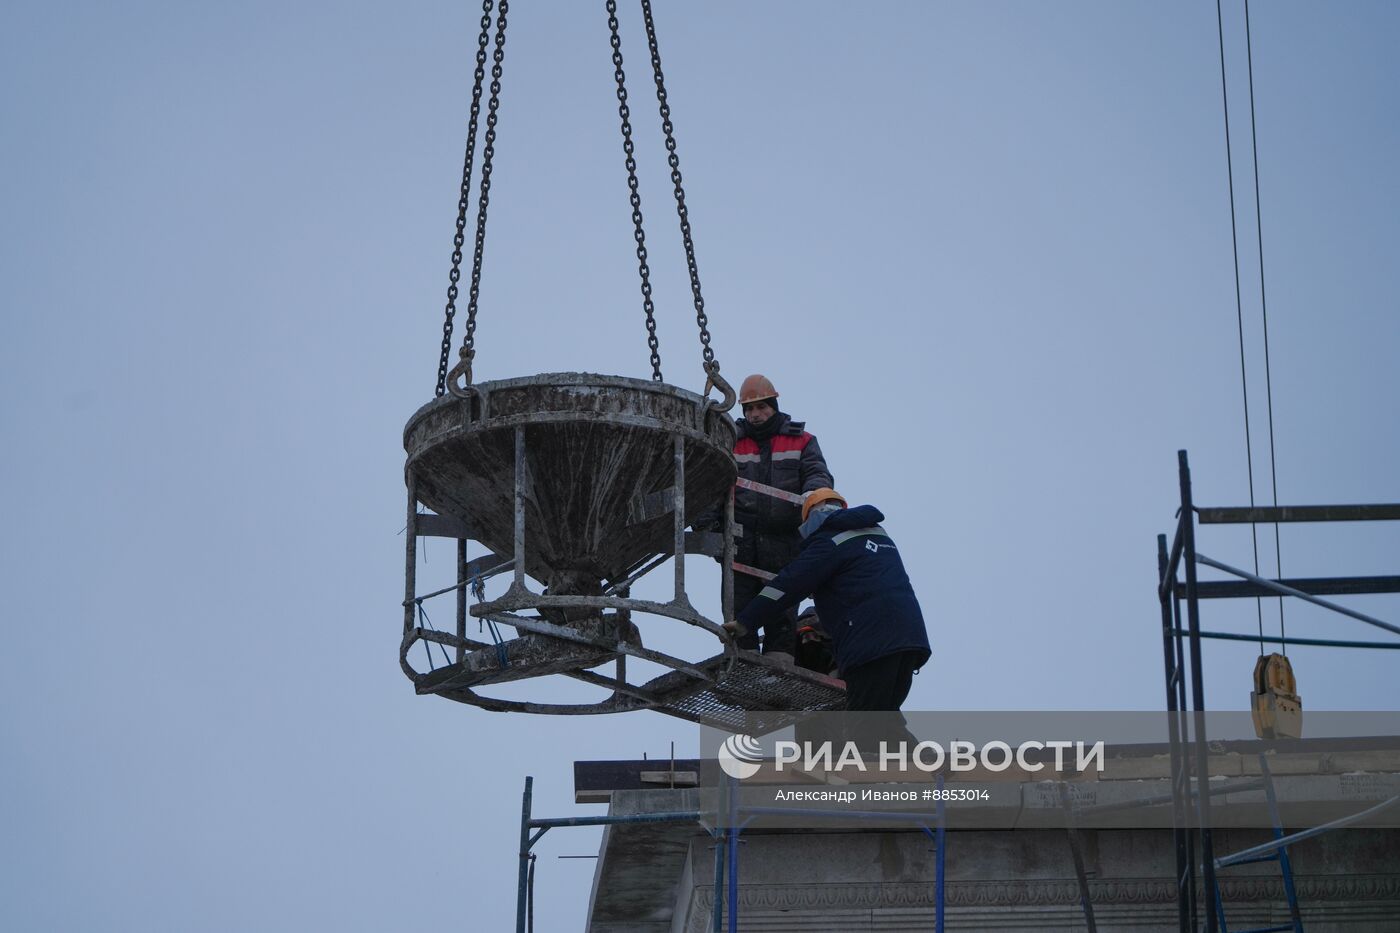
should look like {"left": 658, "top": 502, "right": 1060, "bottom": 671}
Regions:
{"left": 1243, "top": 0, "right": 1287, "bottom": 653}
{"left": 1215, "top": 0, "right": 1268, "bottom": 654}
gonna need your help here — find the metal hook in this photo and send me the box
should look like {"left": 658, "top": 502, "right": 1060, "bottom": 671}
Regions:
{"left": 701, "top": 361, "right": 736, "bottom": 414}
{"left": 447, "top": 347, "right": 477, "bottom": 400}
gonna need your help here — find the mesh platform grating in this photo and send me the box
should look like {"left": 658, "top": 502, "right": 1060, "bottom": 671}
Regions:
{"left": 642, "top": 653, "right": 847, "bottom": 732}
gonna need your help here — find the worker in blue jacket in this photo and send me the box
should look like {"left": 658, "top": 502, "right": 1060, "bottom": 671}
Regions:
{"left": 727, "top": 489, "right": 931, "bottom": 714}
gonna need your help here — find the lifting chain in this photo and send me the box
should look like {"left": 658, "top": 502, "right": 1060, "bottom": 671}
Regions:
{"left": 447, "top": 0, "right": 511, "bottom": 399}
{"left": 638, "top": 0, "right": 727, "bottom": 398}
{"left": 433, "top": 0, "right": 732, "bottom": 406}
{"left": 606, "top": 0, "right": 663, "bottom": 382}
{"left": 436, "top": 0, "right": 498, "bottom": 397}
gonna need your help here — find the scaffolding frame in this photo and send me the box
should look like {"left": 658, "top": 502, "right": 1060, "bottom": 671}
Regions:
{"left": 512, "top": 774, "right": 951, "bottom": 933}
{"left": 1156, "top": 449, "right": 1400, "bottom": 933}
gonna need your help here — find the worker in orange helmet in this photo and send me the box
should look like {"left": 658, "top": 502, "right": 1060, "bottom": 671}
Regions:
{"left": 733, "top": 372, "right": 828, "bottom": 661}
{"left": 699, "top": 374, "right": 834, "bottom": 663}
{"left": 728, "top": 490, "right": 931, "bottom": 747}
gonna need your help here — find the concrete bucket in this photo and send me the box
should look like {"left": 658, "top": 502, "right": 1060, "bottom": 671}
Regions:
{"left": 403, "top": 373, "right": 736, "bottom": 587}
{"left": 398, "top": 372, "right": 848, "bottom": 726}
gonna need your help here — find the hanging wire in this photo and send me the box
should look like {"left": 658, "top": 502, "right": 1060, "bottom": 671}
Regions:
{"left": 416, "top": 604, "right": 455, "bottom": 669}
{"left": 470, "top": 572, "right": 510, "bottom": 668}
{"left": 1215, "top": 0, "right": 1267, "bottom": 654}
{"left": 1243, "top": 0, "right": 1287, "bottom": 654}
{"left": 483, "top": 618, "right": 510, "bottom": 668}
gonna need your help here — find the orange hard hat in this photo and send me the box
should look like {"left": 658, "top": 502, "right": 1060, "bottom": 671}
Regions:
{"left": 739, "top": 374, "right": 779, "bottom": 406}
{"left": 802, "top": 488, "right": 848, "bottom": 523}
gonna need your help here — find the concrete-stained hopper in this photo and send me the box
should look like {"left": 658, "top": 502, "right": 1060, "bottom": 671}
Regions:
{"left": 398, "top": 372, "right": 848, "bottom": 724}
{"left": 403, "top": 373, "right": 735, "bottom": 588}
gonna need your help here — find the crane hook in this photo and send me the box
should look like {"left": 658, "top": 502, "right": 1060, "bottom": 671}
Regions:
{"left": 447, "top": 347, "right": 477, "bottom": 400}
{"left": 701, "top": 361, "right": 736, "bottom": 414}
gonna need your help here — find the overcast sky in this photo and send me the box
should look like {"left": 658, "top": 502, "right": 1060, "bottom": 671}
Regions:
{"left": 3, "top": 1, "right": 1397, "bottom": 930}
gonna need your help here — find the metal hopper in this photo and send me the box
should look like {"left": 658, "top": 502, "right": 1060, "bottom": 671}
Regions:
{"left": 403, "top": 372, "right": 736, "bottom": 589}
{"left": 397, "top": 372, "right": 848, "bottom": 725}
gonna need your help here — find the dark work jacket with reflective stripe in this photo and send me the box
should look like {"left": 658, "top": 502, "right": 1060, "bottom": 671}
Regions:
{"left": 735, "top": 505, "right": 930, "bottom": 676}
{"left": 733, "top": 414, "right": 833, "bottom": 536}
{"left": 730, "top": 414, "right": 833, "bottom": 571}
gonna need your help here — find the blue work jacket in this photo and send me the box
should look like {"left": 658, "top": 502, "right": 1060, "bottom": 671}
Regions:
{"left": 735, "top": 505, "right": 931, "bottom": 675}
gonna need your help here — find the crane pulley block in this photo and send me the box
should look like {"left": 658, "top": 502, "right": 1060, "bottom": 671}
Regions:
{"left": 1250, "top": 653, "right": 1302, "bottom": 739}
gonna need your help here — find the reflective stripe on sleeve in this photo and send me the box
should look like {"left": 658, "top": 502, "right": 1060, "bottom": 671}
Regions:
{"left": 831, "top": 526, "right": 891, "bottom": 545}
{"left": 758, "top": 586, "right": 785, "bottom": 601}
